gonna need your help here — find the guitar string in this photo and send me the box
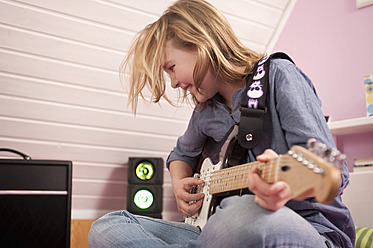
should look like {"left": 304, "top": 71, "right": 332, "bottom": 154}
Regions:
{"left": 197, "top": 157, "right": 284, "bottom": 194}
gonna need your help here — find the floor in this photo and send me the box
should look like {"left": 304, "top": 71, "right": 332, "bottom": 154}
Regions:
{"left": 71, "top": 219, "right": 96, "bottom": 248}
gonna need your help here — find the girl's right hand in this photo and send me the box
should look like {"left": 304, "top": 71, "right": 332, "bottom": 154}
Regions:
{"left": 172, "top": 177, "right": 205, "bottom": 217}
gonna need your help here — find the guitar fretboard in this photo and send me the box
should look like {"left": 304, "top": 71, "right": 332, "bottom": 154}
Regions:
{"left": 208, "top": 156, "right": 283, "bottom": 195}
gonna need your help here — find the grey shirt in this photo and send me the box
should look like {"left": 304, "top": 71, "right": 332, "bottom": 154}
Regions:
{"left": 166, "top": 58, "right": 355, "bottom": 247}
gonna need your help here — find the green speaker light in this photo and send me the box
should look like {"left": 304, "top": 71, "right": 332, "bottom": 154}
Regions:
{"left": 133, "top": 189, "right": 154, "bottom": 209}
{"left": 135, "top": 161, "right": 154, "bottom": 180}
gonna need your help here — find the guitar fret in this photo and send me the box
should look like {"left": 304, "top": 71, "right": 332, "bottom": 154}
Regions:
{"left": 208, "top": 157, "right": 283, "bottom": 195}
{"left": 259, "top": 162, "right": 265, "bottom": 182}
{"left": 268, "top": 159, "right": 273, "bottom": 183}
{"left": 274, "top": 156, "right": 280, "bottom": 182}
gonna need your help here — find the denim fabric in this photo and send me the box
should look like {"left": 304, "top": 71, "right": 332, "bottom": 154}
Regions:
{"left": 189, "top": 195, "right": 329, "bottom": 248}
{"left": 88, "top": 210, "right": 200, "bottom": 247}
{"left": 166, "top": 59, "right": 355, "bottom": 247}
{"left": 89, "top": 195, "right": 338, "bottom": 247}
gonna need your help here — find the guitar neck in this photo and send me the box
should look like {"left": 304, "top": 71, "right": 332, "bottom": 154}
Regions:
{"left": 209, "top": 156, "right": 282, "bottom": 195}
{"left": 200, "top": 142, "right": 342, "bottom": 204}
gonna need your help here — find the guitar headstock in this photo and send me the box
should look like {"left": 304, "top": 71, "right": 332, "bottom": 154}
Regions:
{"left": 279, "top": 139, "right": 344, "bottom": 204}
{"left": 306, "top": 139, "right": 346, "bottom": 169}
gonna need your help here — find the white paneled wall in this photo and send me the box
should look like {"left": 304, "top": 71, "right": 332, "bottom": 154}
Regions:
{"left": 0, "top": 0, "right": 295, "bottom": 220}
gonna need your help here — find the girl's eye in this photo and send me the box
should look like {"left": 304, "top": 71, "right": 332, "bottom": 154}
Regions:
{"left": 169, "top": 65, "right": 175, "bottom": 72}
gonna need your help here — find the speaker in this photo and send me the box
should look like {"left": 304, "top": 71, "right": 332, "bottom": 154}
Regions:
{"left": 127, "top": 157, "right": 163, "bottom": 218}
{"left": 0, "top": 149, "right": 72, "bottom": 248}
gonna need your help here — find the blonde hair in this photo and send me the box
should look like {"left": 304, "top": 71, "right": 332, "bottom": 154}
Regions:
{"left": 122, "top": 0, "right": 264, "bottom": 112}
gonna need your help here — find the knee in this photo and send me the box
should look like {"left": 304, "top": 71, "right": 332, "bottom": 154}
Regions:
{"left": 88, "top": 219, "right": 103, "bottom": 248}
{"left": 198, "top": 195, "right": 321, "bottom": 247}
{"left": 197, "top": 196, "right": 261, "bottom": 244}
{"left": 88, "top": 217, "right": 105, "bottom": 247}
{"left": 88, "top": 210, "right": 133, "bottom": 247}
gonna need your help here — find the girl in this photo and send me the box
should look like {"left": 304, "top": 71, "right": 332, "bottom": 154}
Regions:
{"left": 89, "top": 0, "right": 355, "bottom": 247}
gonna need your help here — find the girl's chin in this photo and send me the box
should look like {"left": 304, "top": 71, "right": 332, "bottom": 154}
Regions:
{"left": 191, "top": 90, "right": 209, "bottom": 103}
{"left": 195, "top": 95, "right": 208, "bottom": 103}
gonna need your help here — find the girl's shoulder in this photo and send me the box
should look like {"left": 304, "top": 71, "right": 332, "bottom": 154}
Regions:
{"left": 270, "top": 56, "right": 296, "bottom": 71}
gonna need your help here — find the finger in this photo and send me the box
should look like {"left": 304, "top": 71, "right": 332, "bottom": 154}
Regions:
{"left": 177, "top": 198, "right": 194, "bottom": 215}
{"left": 178, "top": 198, "right": 203, "bottom": 217}
{"left": 254, "top": 195, "right": 284, "bottom": 211}
{"left": 254, "top": 189, "right": 287, "bottom": 211}
{"left": 263, "top": 181, "right": 290, "bottom": 197}
{"left": 188, "top": 198, "right": 203, "bottom": 212}
{"left": 247, "top": 167, "right": 270, "bottom": 195}
{"left": 179, "top": 190, "right": 204, "bottom": 202}
{"left": 271, "top": 181, "right": 291, "bottom": 197}
{"left": 256, "top": 149, "right": 278, "bottom": 162}
{"left": 179, "top": 185, "right": 205, "bottom": 201}
{"left": 248, "top": 163, "right": 292, "bottom": 211}
{"left": 182, "top": 178, "right": 204, "bottom": 191}
{"left": 187, "top": 193, "right": 205, "bottom": 202}
{"left": 183, "top": 177, "right": 204, "bottom": 186}
{"left": 254, "top": 183, "right": 292, "bottom": 210}
{"left": 252, "top": 179, "right": 290, "bottom": 199}
{"left": 254, "top": 195, "right": 272, "bottom": 210}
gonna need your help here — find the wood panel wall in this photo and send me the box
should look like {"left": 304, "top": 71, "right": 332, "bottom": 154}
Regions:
{"left": 0, "top": 0, "right": 295, "bottom": 220}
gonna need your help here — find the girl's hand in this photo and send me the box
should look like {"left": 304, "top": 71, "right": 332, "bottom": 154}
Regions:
{"left": 172, "top": 177, "right": 205, "bottom": 217}
{"left": 247, "top": 149, "right": 292, "bottom": 211}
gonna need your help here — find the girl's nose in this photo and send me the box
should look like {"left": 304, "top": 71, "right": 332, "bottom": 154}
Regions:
{"left": 171, "top": 78, "right": 179, "bottom": 89}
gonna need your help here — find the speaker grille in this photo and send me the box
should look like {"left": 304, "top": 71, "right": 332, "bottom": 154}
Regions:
{"left": 0, "top": 195, "right": 69, "bottom": 248}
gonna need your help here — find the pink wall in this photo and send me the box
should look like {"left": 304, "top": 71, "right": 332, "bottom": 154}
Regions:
{"left": 273, "top": 0, "right": 373, "bottom": 169}
{"left": 273, "top": 0, "right": 373, "bottom": 121}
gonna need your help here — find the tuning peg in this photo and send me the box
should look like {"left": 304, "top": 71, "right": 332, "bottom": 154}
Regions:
{"left": 335, "top": 154, "right": 347, "bottom": 168}
{"left": 323, "top": 147, "right": 332, "bottom": 158}
{"left": 322, "top": 147, "right": 339, "bottom": 163}
{"left": 324, "top": 147, "right": 345, "bottom": 168}
{"left": 306, "top": 138, "right": 347, "bottom": 168}
{"left": 328, "top": 149, "right": 340, "bottom": 163}
{"left": 318, "top": 143, "right": 328, "bottom": 156}
{"left": 307, "top": 138, "right": 317, "bottom": 150}
{"left": 307, "top": 138, "right": 326, "bottom": 157}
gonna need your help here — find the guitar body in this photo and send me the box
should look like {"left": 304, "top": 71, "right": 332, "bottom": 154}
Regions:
{"left": 185, "top": 158, "right": 223, "bottom": 229}
{"left": 185, "top": 125, "right": 244, "bottom": 229}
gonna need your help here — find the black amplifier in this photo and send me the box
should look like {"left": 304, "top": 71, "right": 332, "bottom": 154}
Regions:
{"left": 0, "top": 149, "right": 72, "bottom": 248}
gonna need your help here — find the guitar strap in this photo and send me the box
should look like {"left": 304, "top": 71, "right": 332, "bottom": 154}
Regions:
{"left": 237, "top": 52, "right": 294, "bottom": 150}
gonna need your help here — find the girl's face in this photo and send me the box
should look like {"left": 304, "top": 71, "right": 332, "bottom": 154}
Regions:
{"left": 163, "top": 40, "right": 221, "bottom": 103}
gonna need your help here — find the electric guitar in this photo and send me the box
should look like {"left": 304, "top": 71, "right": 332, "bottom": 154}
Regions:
{"left": 185, "top": 139, "right": 345, "bottom": 230}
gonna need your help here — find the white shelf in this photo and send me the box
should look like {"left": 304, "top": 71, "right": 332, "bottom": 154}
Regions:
{"left": 327, "top": 117, "right": 373, "bottom": 135}
{"left": 356, "top": 0, "right": 373, "bottom": 8}
{"left": 342, "top": 169, "right": 373, "bottom": 228}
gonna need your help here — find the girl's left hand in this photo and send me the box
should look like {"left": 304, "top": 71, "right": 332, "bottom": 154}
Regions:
{"left": 247, "top": 149, "right": 292, "bottom": 211}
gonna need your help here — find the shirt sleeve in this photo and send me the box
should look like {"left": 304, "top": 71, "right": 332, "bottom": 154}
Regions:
{"left": 166, "top": 109, "right": 206, "bottom": 172}
{"left": 270, "top": 59, "right": 349, "bottom": 192}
